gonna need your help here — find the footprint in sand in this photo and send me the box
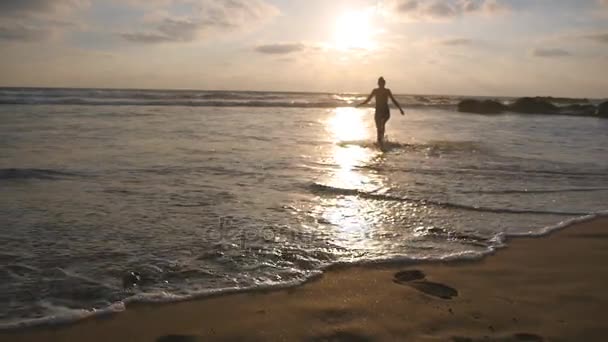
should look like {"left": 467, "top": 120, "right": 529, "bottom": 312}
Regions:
{"left": 409, "top": 281, "right": 458, "bottom": 300}
{"left": 393, "top": 270, "right": 459, "bottom": 300}
{"left": 393, "top": 270, "right": 426, "bottom": 284}
{"left": 452, "top": 332, "right": 544, "bottom": 342}
{"left": 513, "top": 333, "right": 544, "bottom": 341}
{"left": 308, "top": 331, "right": 373, "bottom": 342}
{"left": 156, "top": 335, "right": 201, "bottom": 342}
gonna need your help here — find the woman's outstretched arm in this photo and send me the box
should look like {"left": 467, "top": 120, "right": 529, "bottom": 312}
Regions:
{"left": 388, "top": 89, "right": 405, "bottom": 115}
{"left": 356, "top": 89, "right": 376, "bottom": 107}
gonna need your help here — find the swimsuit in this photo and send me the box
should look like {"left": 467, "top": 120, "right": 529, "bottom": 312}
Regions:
{"left": 375, "top": 103, "right": 390, "bottom": 124}
{"left": 374, "top": 88, "right": 391, "bottom": 123}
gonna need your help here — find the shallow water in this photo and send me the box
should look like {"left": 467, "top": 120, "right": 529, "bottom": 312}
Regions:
{"left": 1, "top": 90, "right": 608, "bottom": 328}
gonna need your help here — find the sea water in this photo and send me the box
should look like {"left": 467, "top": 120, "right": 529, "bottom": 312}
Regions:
{"left": 1, "top": 88, "right": 607, "bottom": 329}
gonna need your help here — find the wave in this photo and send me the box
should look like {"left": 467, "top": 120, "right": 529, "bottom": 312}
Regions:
{"left": 0, "top": 271, "right": 322, "bottom": 331}
{"left": 0, "top": 89, "right": 314, "bottom": 101}
{"left": 0, "top": 168, "right": 80, "bottom": 180}
{"left": 0, "top": 88, "right": 469, "bottom": 108}
{"left": 3, "top": 210, "right": 607, "bottom": 332}
{"left": 2, "top": 210, "right": 606, "bottom": 331}
{"left": 308, "top": 183, "right": 590, "bottom": 216}
{"left": 356, "top": 163, "right": 608, "bottom": 180}
{"left": 0, "top": 98, "right": 345, "bottom": 108}
{"left": 0, "top": 301, "right": 126, "bottom": 331}
{"left": 458, "top": 187, "right": 608, "bottom": 195}
{"left": 0, "top": 99, "right": 458, "bottom": 109}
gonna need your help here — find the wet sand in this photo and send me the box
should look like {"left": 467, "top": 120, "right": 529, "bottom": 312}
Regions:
{"left": 3, "top": 217, "right": 608, "bottom": 342}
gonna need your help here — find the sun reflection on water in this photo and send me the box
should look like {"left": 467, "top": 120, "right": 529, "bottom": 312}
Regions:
{"left": 328, "top": 108, "right": 374, "bottom": 189}
{"left": 329, "top": 107, "right": 369, "bottom": 143}
{"left": 317, "top": 107, "right": 387, "bottom": 251}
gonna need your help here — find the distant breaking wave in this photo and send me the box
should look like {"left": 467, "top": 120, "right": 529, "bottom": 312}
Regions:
{"left": 0, "top": 99, "right": 363, "bottom": 108}
{"left": 0, "top": 87, "right": 476, "bottom": 109}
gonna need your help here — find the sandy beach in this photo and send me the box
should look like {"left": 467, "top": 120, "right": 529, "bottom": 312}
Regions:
{"left": 2, "top": 216, "right": 606, "bottom": 342}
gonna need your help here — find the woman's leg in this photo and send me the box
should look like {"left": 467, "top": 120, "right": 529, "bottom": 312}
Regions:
{"left": 375, "top": 115, "right": 390, "bottom": 146}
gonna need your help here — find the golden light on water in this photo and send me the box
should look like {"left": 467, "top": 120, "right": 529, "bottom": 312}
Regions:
{"left": 326, "top": 107, "right": 376, "bottom": 189}
{"left": 317, "top": 108, "right": 387, "bottom": 250}
{"left": 329, "top": 107, "right": 369, "bottom": 143}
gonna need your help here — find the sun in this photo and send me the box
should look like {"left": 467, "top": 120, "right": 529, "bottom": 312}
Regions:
{"left": 333, "top": 10, "right": 375, "bottom": 51}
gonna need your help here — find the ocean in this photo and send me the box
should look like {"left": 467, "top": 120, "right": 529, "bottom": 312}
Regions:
{"left": 1, "top": 88, "right": 607, "bottom": 329}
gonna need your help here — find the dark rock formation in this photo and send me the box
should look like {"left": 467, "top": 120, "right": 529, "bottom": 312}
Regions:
{"left": 457, "top": 99, "right": 507, "bottom": 114}
{"left": 509, "top": 97, "right": 558, "bottom": 114}
{"left": 598, "top": 102, "right": 608, "bottom": 117}
{"left": 457, "top": 97, "right": 605, "bottom": 118}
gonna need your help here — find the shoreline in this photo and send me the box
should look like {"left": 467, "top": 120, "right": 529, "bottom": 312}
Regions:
{"left": 3, "top": 216, "right": 608, "bottom": 341}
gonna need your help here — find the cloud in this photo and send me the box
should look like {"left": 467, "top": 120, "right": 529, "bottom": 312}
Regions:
{"left": 120, "top": 0, "right": 279, "bottom": 44}
{"left": 122, "top": 18, "right": 201, "bottom": 43}
{"left": 121, "top": 32, "right": 173, "bottom": 44}
{"left": 439, "top": 38, "right": 474, "bottom": 46}
{"left": 396, "top": 0, "right": 418, "bottom": 12}
{"left": 0, "top": 0, "right": 88, "bottom": 42}
{"left": 0, "top": 24, "right": 50, "bottom": 42}
{"left": 426, "top": 2, "right": 457, "bottom": 18}
{"left": 584, "top": 32, "right": 608, "bottom": 44}
{"left": 254, "top": 43, "right": 306, "bottom": 54}
{"left": 0, "top": 0, "right": 88, "bottom": 18}
{"left": 532, "top": 48, "right": 571, "bottom": 58}
{"left": 390, "top": 0, "right": 509, "bottom": 21}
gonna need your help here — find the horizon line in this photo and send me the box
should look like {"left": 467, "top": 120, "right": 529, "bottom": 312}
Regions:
{"left": 0, "top": 85, "right": 603, "bottom": 101}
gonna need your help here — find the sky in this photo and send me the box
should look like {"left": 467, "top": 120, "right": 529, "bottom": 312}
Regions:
{"left": 0, "top": 0, "right": 607, "bottom": 97}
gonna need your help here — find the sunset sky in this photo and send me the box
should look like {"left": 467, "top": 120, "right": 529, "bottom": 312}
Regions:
{"left": 1, "top": 0, "right": 607, "bottom": 97}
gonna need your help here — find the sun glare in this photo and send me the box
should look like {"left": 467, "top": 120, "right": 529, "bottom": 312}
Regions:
{"left": 328, "top": 107, "right": 368, "bottom": 143}
{"left": 333, "top": 10, "right": 374, "bottom": 50}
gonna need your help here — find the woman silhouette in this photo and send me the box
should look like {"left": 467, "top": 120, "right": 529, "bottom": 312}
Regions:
{"left": 357, "top": 77, "right": 404, "bottom": 148}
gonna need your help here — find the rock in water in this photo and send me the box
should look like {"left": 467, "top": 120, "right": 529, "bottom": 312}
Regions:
{"left": 598, "top": 102, "right": 608, "bottom": 118}
{"left": 457, "top": 99, "right": 507, "bottom": 114}
{"left": 122, "top": 271, "right": 141, "bottom": 289}
{"left": 509, "top": 97, "right": 558, "bottom": 114}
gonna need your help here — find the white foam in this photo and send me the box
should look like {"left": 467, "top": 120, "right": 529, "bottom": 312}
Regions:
{"left": 2, "top": 211, "right": 607, "bottom": 332}
{"left": 122, "top": 270, "right": 323, "bottom": 306}
{"left": 0, "top": 270, "right": 323, "bottom": 331}
{"left": 498, "top": 210, "right": 608, "bottom": 240}
{"left": 0, "top": 301, "right": 125, "bottom": 331}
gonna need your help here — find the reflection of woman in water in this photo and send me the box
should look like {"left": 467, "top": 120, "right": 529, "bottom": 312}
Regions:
{"left": 357, "top": 77, "right": 405, "bottom": 148}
